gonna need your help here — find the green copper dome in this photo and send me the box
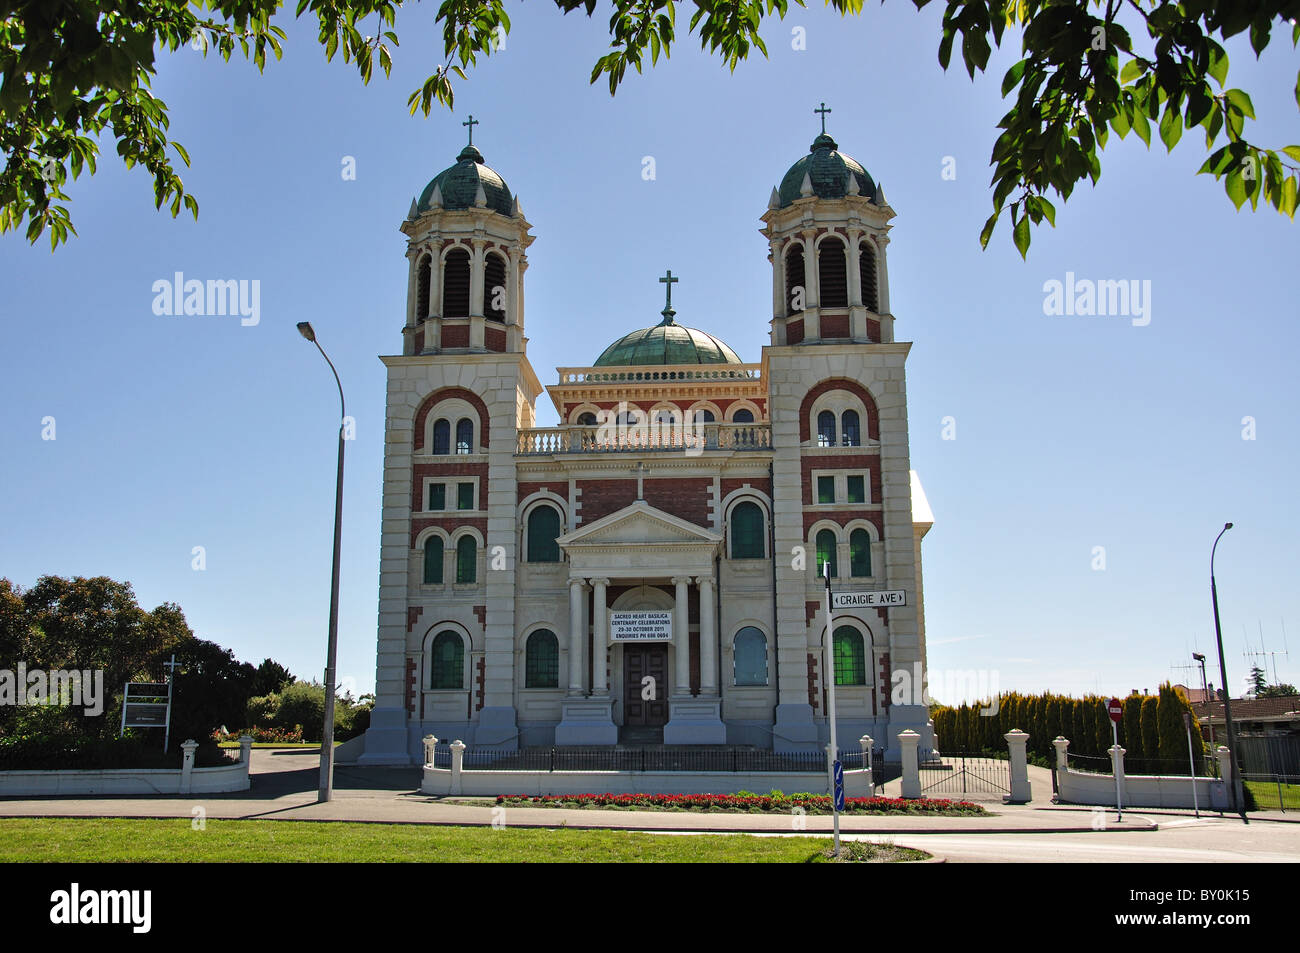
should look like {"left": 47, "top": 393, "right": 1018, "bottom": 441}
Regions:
{"left": 416, "top": 144, "right": 514, "bottom": 217}
{"left": 594, "top": 316, "right": 743, "bottom": 367}
{"left": 777, "top": 132, "right": 876, "bottom": 208}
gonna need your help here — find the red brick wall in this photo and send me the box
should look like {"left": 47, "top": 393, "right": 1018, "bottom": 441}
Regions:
{"left": 484, "top": 324, "right": 506, "bottom": 353}
{"left": 799, "top": 455, "right": 881, "bottom": 506}
{"left": 413, "top": 327, "right": 424, "bottom": 353}
{"left": 577, "top": 477, "right": 711, "bottom": 528}
{"left": 801, "top": 510, "right": 884, "bottom": 538}
{"left": 409, "top": 516, "right": 488, "bottom": 548}
{"left": 787, "top": 318, "right": 805, "bottom": 345}
{"left": 441, "top": 324, "right": 469, "bottom": 349}
{"left": 807, "top": 653, "right": 819, "bottom": 711}
{"left": 798, "top": 378, "right": 880, "bottom": 442}
{"left": 413, "top": 387, "right": 491, "bottom": 451}
{"left": 866, "top": 317, "right": 881, "bottom": 342}
{"left": 411, "top": 462, "right": 488, "bottom": 513}
{"left": 517, "top": 481, "right": 568, "bottom": 503}
{"left": 721, "top": 477, "right": 772, "bottom": 499}
{"left": 821, "top": 313, "right": 849, "bottom": 338}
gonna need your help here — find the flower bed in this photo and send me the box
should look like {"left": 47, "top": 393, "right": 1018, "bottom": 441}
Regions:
{"left": 494, "top": 792, "right": 987, "bottom": 815}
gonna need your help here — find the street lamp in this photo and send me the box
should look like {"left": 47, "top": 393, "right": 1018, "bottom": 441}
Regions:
{"left": 297, "top": 321, "right": 346, "bottom": 803}
{"left": 1210, "top": 522, "right": 1246, "bottom": 822}
{"left": 1191, "top": 652, "right": 1214, "bottom": 748}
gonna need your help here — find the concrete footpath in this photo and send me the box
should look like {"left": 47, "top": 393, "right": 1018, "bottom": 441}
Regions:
{"left": 0, "top": 747, "right": 1290, "bottom": 834}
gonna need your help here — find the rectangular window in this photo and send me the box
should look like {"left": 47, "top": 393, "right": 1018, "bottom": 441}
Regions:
{"left": 846, "top": 475, "right": 865, "bottom": 504}
{"left": 428, "top": 483, "right": 446, "bottom": 511}
{"left": 457, "top": 482, "right": 474, "bottom": 510}
{"left": 817, "top": 475, "right": 835, "bottom": 504}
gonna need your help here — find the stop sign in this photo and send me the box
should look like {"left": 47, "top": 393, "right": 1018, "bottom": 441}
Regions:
{"left": 1107, "top": 697, "right": 1124, "bottom": 723}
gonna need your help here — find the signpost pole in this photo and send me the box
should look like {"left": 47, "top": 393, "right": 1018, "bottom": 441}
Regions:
{"left": 1184, "top": 712, "right": 1200, "bottom": 818}
{"left": 1112, "top": 719, "right": 1123, "bottom": 823}
{"left": 823, "top": 565, "right": 839, "bottom": 857}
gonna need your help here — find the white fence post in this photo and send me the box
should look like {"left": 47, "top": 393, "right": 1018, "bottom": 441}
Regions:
{"left": 423, "top": 734, "right": 439, "bottom": 767}
{"left": 238, "top": 734, "right": 253, "bottom": 766}
{"left": 450, "top": 739, "right": 466, "bottom": 796}
{"left": 1052, "top": 736, "right": 1070, "bottom": 774}
{"left": 899, "top": 730, "right": 921, "bottom": 798}
{"left": 180, "top": 739, "right": 198, "bottom": 795}
{"left": 1004, "top": 729, "right": 1032, "bottom": 803}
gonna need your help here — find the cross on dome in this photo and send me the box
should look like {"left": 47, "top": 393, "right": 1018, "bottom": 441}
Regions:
{"left": 463, "top": 114, "right": 479, "bottom": 146}
{"left": 658, "top": 269, "right": 679, "bottom": 324}
{"left": 814, "top": 102, "right": 832, "bottom": 135}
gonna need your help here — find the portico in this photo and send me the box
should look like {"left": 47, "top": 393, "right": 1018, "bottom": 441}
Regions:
{"left": 553, "top": 500, "right": 727, "bottom": 745}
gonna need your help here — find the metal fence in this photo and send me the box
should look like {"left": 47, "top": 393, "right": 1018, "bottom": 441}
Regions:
{"left": 434, "top": 745, "right": 862, "bottom": 773}
{"left": 1237, "top": 735, "right": 1300, "bottom": 777}
{"left": 1241, "top": 771, "right": 1300, "bottom": 812}
{"left": 920, "top": 751, "right": 1009, "bottom": 796}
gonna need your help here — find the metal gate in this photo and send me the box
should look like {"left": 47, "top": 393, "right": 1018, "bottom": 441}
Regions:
{"left": 920, "top": 752, "right": 1010, "bottom": 797}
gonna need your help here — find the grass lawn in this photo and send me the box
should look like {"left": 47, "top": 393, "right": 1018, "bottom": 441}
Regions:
{"left": 0, "top": 818, "right": 928, "bottom": 863}
{"left": 1246, "top": 779, "right": 1300, "bottom": 811}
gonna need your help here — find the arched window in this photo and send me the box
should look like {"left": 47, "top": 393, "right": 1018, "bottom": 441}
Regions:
{"left": 423, "top": 536, "right": 443, "bottom": 584}
{"left": 525, "top": 630, "right": 559, "bottom": 688}
{"left": 429, "top": 630, "right": 464, "bottom": 689}
{"left": 732, "top": 408, "right": 754, "bottom": 423}
{"left": 785, "top": 245, "right": 805, "bottom": 314}
{"left": 652, "top": 408, "right": 678, "bottom": 426}
{"left": 456, "top": 536, "right": 477, "bottom": 584}
{"left": 841, "top": 410, "right": 861, "bottom": 447}
{"left": 832, "top": 626, "right": 867, "bottom": 685}
{"left": 730, "top": 501, "right": 764, "bottom": 559}
{"left": 455, "top": 418, "right": 473, "bottom": 454}
{"left": 416, "top": 254, "right": 432, "bottom": 320}
{"left": 818, "top": 237, "right": 848, "bottom": 308}
{"left": 693, "top": 409, "right": 715, "bottom": 424}
{"left": 859, "top": 241, "right": 879, "bottom": 313}
{"left": 526, "top": 505, "right": 562, "bottom": 563}
{"left": 850, "top": 529, "right": 872, "bottom": 577}
{"left": 733, "top": 627, "right": 768, "bottom": 686}
{"left": 432, "top": 418, "right": 451, "bottom": 455}
{"left": 442, "top": 248, "right": 471, "bottom": 317}
{"left": 816, "top": 529, "right": 838, "bottom": 579}
{"left": 484, "top": 252, "right": 507, "bottom": 321}
{"left": 577, "top": 412, "right": 597, "bottom": 426}
{"left": 817, "top": 410, "right": 837, "bottom": 447}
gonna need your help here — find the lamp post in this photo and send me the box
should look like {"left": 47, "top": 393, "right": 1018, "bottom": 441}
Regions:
{"left": 297, "top": 321, "right": 346, "bottom": 803}
{"left": 1210, "top": 522, "right": 1246, "bottom": 822}
{"left": 1192, "top": 651, "right": 1214, "bottom": 749}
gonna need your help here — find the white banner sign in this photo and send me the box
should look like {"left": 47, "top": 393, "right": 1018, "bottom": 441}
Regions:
{"left": 831, "top": 590, "right": 907, "bottom": 609}
{"left": 609, "top": 610, "right": 673, "bottom": 642}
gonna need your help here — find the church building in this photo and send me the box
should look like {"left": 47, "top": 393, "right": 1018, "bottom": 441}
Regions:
{"left": 356, "top": 112, "right": 936, "bottom": 765}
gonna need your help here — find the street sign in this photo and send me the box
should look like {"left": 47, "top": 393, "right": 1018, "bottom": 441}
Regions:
{"left": 831, "top": 590, "right": 907, "bottom": 609}
{"left": 832, "top": 760, "right": 845, "bottom": 812}
{"left": 1107, "top": 697, "right": 1123, "bottom": 723}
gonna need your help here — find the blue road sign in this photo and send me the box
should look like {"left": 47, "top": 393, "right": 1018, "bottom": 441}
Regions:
{"left": 832, "top": 759, "right": 845, "bottom": 812}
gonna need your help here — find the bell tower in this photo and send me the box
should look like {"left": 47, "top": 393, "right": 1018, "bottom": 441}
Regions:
{"left": 400, "top": 115, "right": 534, "bottom": 357}
{"left": 761, "top": 103, "right": 896, "bottom": 347}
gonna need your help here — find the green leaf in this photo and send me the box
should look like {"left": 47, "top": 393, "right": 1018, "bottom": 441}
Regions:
{"left": 1225, "top": 170, "right": 1246, "bottom": 210}
{"left": 1207, "top": 43, "right": 1229, "bottom": 87}
{"left": 1225, "top": 89, "right": 1255, "bottom": 119}
{"left": 1131, "top": 110, "right": 1151, "bottom": 147}
{"left": 1001, "top": 59, "right": 1026, "bottom": 97}
{"left": 978, "top": 210, "right": 999, "bottom": 249}
{"left": 1159, "top": 108, "right": 1182, "bottom": 151}
{"left": 1282, "top": 146, "right": 1300, "bottom": 163}
{"left": 1119, "top": 58, "right": 1144, "bottom": 84}
{"left": 1012, "top": 214, "right": 1030, "bottom": 259}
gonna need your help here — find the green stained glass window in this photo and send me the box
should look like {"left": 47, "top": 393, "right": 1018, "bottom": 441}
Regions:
{"left": 428, "top": 483, "right": 446, "bottom": 511}
{"left": 525, "top": 630, "right": 559, "bottom": 688}
{"left": 833, "top": 626, "right": 866, "bottom": 686}
{"left": 527, "top": 506, "right": 561, "bottom": 562}
{"left": 850, "top": 529, "right": 871, "bottom": 577}
{"left": 733, "top": 627, "right": 768, "bottom": 686}
{"left": 846, "top": 475, "right": 865, "bottom": 503}
{"left": 817, "top": 476, "right": 835, "bottom": 504}
{"left": 423, "top": 536, "right": 443, "bottom": 584}
{"left": 456, "top": 536, "right": 476, "bottom": 584}
{"left": 430, "top": 631, "right": 464, "bottom": 689}
{"left": 816, "top": 529, "right": 838, "bottom": 579}
{"left": 730, "top": 501, "right": 764, "bottom": 559}
{"left": 457, "top": 482, "right": 474, "bottom": 510}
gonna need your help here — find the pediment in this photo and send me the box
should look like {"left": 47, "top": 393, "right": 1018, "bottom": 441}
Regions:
{"left": 557, "top": 501, "right": 721, "bottom": 549}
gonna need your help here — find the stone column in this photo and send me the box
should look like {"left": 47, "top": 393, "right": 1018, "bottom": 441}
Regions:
{"left": 672, "top": 576, "right": 692, "bottom": 695}
{"left": 590, "top": 578, "right": 609, "bottom": 695}
{"left": 898, "top": 729, "right": 921, "bottom": 799}
{"left": 800, "top": 230, "right": 818, "bottom": 308}
{"left": 1004, "top": 729, "right": 1032, "bottom": 803}
{"left": 1053, "top": 735, "right": 1070, "bottom": 774}
{"left": 422, "top": 734, "right": 439, "bottom": 766}
{"left": 180, "top": 739, "right": 198, "bottom": 795}
{"left": 697, "top": 574, "right": 717, "bottom": 695}
{"left": 846, "top": 228, "right": 862, "bottom": 306}
{"left": 449, "top": 739, "right": 466, "bottom": 795}
{"left": 567, "top": 578, "right": 586, "bottom": 695}
{"left": 769, "top": 238, "right": 783, "bottom": 318}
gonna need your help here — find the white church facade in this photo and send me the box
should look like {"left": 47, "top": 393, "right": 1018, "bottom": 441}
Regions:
{"left": 356, "top": 114, "right": 937, "bottom": 765}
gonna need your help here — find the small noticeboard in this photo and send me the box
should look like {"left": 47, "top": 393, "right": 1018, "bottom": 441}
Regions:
{"left": 1107, "top": 698, "right": 1124, "bottom": 723}
{"left": 609, "top": 610, "right": 673, "bottom": 642}
{"left": 831, "top": 590, "right": 907, "bottom": 609}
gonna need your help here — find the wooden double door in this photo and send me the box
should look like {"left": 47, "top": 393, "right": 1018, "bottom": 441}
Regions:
{"left": 622, "top": 644, "right": 669, "bottom": 727}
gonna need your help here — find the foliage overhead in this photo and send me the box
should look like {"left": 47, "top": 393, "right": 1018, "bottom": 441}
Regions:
{"left": 2, "top": 0, "right": 1297, "bottom": 255}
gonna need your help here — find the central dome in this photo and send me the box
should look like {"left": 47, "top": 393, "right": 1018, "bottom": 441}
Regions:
{"left": 594, "top": 315, "right": 743, "bottom": 367}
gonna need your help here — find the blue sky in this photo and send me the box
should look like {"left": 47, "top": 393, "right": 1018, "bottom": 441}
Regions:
{"left": 1, "top": 1, "right": 1296, "bottom": 703}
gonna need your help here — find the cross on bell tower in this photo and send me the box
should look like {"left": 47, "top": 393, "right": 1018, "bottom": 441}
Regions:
{"left": 814, "top": 102, "right": 832, "bottom": 135}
